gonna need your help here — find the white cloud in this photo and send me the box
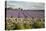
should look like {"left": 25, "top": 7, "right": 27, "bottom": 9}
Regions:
{"left": 7, "top": 1, "right": 44, "bottom": 10}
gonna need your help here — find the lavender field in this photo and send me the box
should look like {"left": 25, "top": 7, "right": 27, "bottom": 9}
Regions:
{"left": 5, "top": 8, "right": 45, "bottom": 30}
{"left": 6, "top": 8, "right": 44, "bottom": 18}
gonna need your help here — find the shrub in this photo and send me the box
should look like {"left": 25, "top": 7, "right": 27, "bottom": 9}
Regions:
{"left": 33, "top": 21, "right": 44, "bottom": 28}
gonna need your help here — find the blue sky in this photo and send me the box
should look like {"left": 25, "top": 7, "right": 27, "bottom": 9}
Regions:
{"left": 7, "top": 1, "right": 44, "bottom": 10}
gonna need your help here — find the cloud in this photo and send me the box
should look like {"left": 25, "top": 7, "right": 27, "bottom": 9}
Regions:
{"left": 7, "top": 1, "right": 44, "bottom": 10}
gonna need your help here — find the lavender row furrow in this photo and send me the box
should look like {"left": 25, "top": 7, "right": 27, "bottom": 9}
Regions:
{"left": 6, "top": 10, "right": 44, "bottom": 18}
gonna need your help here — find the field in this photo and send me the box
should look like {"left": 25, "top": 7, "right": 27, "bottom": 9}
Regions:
{"left": 6, "top": 9, "right": 44, "bottom": 18}
{"left": 5, "top": 8, "right": 45, "bottom": 30}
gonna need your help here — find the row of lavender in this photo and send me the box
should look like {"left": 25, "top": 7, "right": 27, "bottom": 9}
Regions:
{"left": 6, "top": 9, "right": 44, "bottom": 18}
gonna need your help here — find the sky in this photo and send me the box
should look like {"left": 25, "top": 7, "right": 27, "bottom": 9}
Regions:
{"left": 7, "top": 1, "right": 44, "bottom": 10}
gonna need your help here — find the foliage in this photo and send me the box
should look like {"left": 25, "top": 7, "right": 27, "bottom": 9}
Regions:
{"left": 5, "top": 17, "right": 45, "bottom": 30}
